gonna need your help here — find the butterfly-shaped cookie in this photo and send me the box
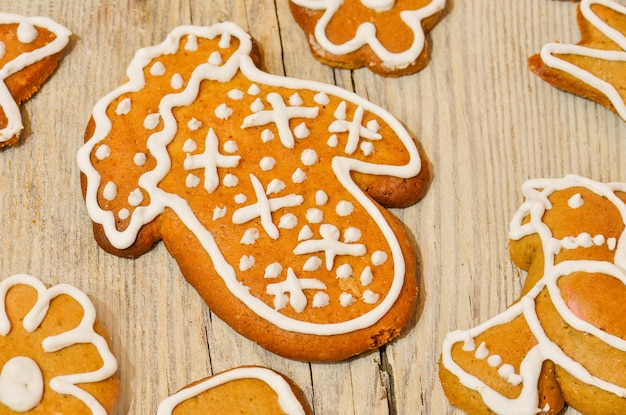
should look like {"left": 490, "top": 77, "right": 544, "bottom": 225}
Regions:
{"left": 440, "top": 175, "right": 626, "bottom": 415}
{"left": 0, "top": 14, "right": 71, "bottom": 148}
{"left": 529, "top": 0, "right": 626, "bottom": 122}
{"left": 289, "top": 0, "right": 446, "bottom": 76}
{"left": 78, "top": 22, "right": 431, "bottom": 361}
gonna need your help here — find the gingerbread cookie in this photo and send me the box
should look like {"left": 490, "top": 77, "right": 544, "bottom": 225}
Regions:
{"left": 529, "top": 0, "right": 626, "bottom": 122}
{"left": 0, "top": 273, "right": 119, "bottom": 413}
{"left": 157, "top": 366, "right": 311, "bottom": 415}
{"left": 0, "top": 14, "right": 71, "bottom": 148}
{"left": 77, "top": 22, "right": 430, "bottom": 361}
{"left": 440, "top": 175, "right": 626, "bottom": 415}
{"left": 289, "top": 0, "right": 447, "bottom": 76}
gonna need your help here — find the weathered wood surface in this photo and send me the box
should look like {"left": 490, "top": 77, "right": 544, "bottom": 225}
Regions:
{"left": 0, "top": 0, "right": 624, "bottom": 414}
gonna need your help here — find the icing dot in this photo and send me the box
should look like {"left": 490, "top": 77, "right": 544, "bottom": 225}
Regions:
{"left": 95, "top": 144, "right": 111, "bottom": 160}
{"left": 223, "top": 174, "right": 239, "bottom": 187}
{"left": 593, "top": 234, "right": 606, "bottom": 246}
{"left": 116, "top": 97, "right": 131, "bottom": 115}
{"left": 266, "top": 179, "right": 286, "bottom": 195}
{"left": 239, "top": 255, "right": 255, "bottom": 271}
{"left": 292, "top": 168, "right": 307, "bottom": 183}
{"left": 339, "top": 292, "right": 356, "bottom": 307}
{"left": 344, "top": 227, "right": 361, "bottom": 243}
{"left": 185, "top": 34, "right": 198, "bottom": 51}
{"left": 208, "top": 51, "right": 222, "bottom": 66}
{"left": 187, "top": 118, "right": 202, "bottom": 131}
{"left": 315, "top": 190, "right": 328, "bottom": 206}
{"left": 372, "top": 250, "right": 388, "bottom": 266}
{"left": 361, "top": 141, "right": 374, "bottom": 156}
{"left": 183, "top": 138, "right": 197, "bottom": 153}
{"left": 213, "top": 206, "right": 226, "bottom": 220}
{"left": 336, "top": 264, "right": 353, "bottom": 279}
{"left": 234, "top": 193, "right": 247, "bottom": 204}
{"left": 303, "top": 256, "right": 323, "bottom": 271}
{"left": 261, "top": 129, "right": 274, "bottom": 143}
{"left": 314, "top": 91, "right": 330, "bottom": 105}
{"left": 150, "top": 61, "right": 166, "bottom": 76}
{"left": 134, "top": 152, "right": 147, "bottom": 166}
{"left": 313, "top": 292, "right": 330, "bottom": 308}
{"left": 298, "top": 225, "right": 314, "bottom": 241}
{"left": 334, "top": 101, "right": 347, "bottom": 119}
{"left": 186, "top": 174, "right": 201, "bottom": 188}
{"left": 103, "top": 181, "right": 117, "bottom": 201}
{"left": 250, "top": 98, "right": 265, "bottom": 113}
{"left": 171, "top": 73, "right": 184, "bottom": 89}
{"left": 228, "top": 89, "right": 245, "bottom": 100}
{"left": 0, "top": 356, "right": 44, "bottom": 411}
{"left": 118, "top": 208, "right": 130, "bottom": 220}
{"left": 568, "top": 193, "right": 584, "bottom": 209}
{"left": 306, "top": 208, "right": 323, "bottom": 223}
{"left": 215, "top": 103, "right": 233, "bottom": 119}
{"left": 264, "top": 262, "right": 283, "bottom": 278}
{"left": 498, "top": 364, "right": 523, "bottom": 386}
{"left": 475, "top": 342, "right": 489, "bottom": 360}
{"left": 327, "top": 134, "right": 339, "bottom": 147}
{"left": 289, "top": 93, "right": 304, "bottom": 106}
{"left": 294, "top": 122, "right": 310, "bottom": 139}
{"left": 248, "top": 84, "right": 261, "bottom": 95}
{"left": 0, "top": 42, "right": 6, "bottom": 59}
{"left": 462, "top": 334, "right": 476, "bottom": 352}
{"left": 362, "top": 290, "right": 380, "bottom": 304}
{"left": 128, "top": 188, "right": 144, "bottom": 206}
{"left": 223, "top": 140, "right": 238, "bottom": 153}
{"left": 336, "top": 200, "right": 354, "bottom": 217}
{"left": 17, "top": 21, "right": 38, "bottom": 43}
{"left": 218, "top": 32, "right": 231, "bottom": 48}
{"left": 144, "top": 113, "right": 161, "bottom": 130}
{"left": 240, "top": 228, "right": 260, "bottom": 245}
{"left": 260, "top": 157, "right": 276, "bottom": 171}
{"left": 366, "top": 119, "right": 380, "bottom": 132}
{"left": 487, "top": 354, "right": 503, "bottom": 367}
{"left": 360, "top": 266, "right": 374, "bottom": 286}
{"left": 278, "top": 213, "right": 298, "bottom": 229}
{"left": 301, "top": 149, "right": 318, "bottom": 166}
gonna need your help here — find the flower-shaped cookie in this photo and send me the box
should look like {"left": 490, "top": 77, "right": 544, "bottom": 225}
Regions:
{"left": 0, "top": 274, "right": 119, "bottom": 414}
{"left": 157, "top": 367, "right": 311, "bottom": 415}
{"left": 529, "top": 0, "right": 626, "bottom": 122}
{"left": 289, "top": 0, "right": 447, "bottom": 76}
{"left": 78, "top": 22, "right": 431, "bottom": 361}
{"left": 440, "top": 175, "right": 626, "bottom": 415}
{"left": 0, "top": 14, "right": 71, "bottom": 148}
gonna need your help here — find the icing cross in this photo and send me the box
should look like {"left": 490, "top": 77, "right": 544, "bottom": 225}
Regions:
{"left": 232, "top": 174, "right": 305, "bottom": 239}
{"left": 294, "top": 224, "right": 367, "bottom": 270}
{"left": 329, "top": 101, "right": 382, "bottom": 155}
{"left": 184, "top": 127, "right": 241, "bottom": 193}
{"left": 241, "top": 92, "right": 319, "bottom": 149}
{"left": 266, "top": 267, "right": 327, "bottom": 312}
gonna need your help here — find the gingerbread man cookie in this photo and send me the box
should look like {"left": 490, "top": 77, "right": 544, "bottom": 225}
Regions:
{"left": 0, "top": 14, "right": 71, "bottom": 148}
{"left": 157, "top": 366, "right": 311, "bottom": 415}
{"left": 440, "top": 175, "right": 626, "bottom": 415}
{"left": 0, "top": 274, "right": 119, "bottom": 414}
{"left": 529, "top": 0, "right": 626, "bottom": 122}
{"left": 289, "top": 0, "right": 447, "bottom": 76}
{"left": 78, "top": 22, "right": 431, "bottom": 361}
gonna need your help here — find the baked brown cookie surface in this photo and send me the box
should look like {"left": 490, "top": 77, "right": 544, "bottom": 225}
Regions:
{"left": 440, "top": 175, "right": 626, "bottom": 415}
{"left": 78, "top": 22, "right": 431, "bottom": 361}
{"left": 156, "top": 366, "right": 311, "bottom": 415}
{"left": 0, "top": 274, "right": 119, "bottom": 414}
{"left": 0, "top": 14, "right": 71, "bottom": 148}
{"left": 289, "top": 0, "right": 446, "bottom": 76}
{"left": 529, "top": 0, "right": 626, "bottom": 122}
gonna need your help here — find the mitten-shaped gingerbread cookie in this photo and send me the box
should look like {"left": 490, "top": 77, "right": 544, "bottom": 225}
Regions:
{"left": 0, "top": 14, "right": 71, "bottom": 147}
{"left": 440, "top": 175, "right": 626, "bottom": 415}
{"left": 289, "top": 0, "right": 447, "bottom": 76}
{"left": 529, "top": 0, "right": 626, "bottom": 122}
{"left": 78, "top": 22, "right": 431, "bottom": 361}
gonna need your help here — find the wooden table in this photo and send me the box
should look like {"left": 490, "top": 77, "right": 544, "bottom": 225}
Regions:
{"left": 0, "top": 0, "right": 623, "bottom": 414}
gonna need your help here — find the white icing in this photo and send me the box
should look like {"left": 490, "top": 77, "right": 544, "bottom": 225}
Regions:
{"left": 313, "top": 292, "right": 330, "bottom": 308}
{"left": 294, "top": 122, "right": 310, "bottom": 138}
{"left": 223, "top": 173, "right": 239, "bottom": 187}
{"left": 261, "top": 128, "right": 275, "bottom": 143}
{"left": 278, "top": 213, "right": 298, "bottom": 229}
{"left": 360, "top": 0, "right": 395, "bottom": 11}
{"left": 247, "top": 83, "right": 261, "bottom": 95}
{"left": 228, "top": 88, "right": 245, "bottom": 100}
{"left": 475, "top": 342, "right": 489, "bottom": 359}
{"left": 266, "top": 178, "right": 286, "bottom": 195}
{"left": 208, "top": 51, "right": 222, "bottom": 66}
{"left": 360, "top": 141, "right": 374, "bottom": 156}
{"left": 336, "top": 264, "right": 353, "bottom": 279}
{"left": 170, "top": 73, "right": 184, "bottom": 89}
{"left": 488, "top": 354, "right": 503, "bottom": 368}
{"left": 219, "top": 32, "right": 232, "bottom": 49}
{"left": 156, "top": 367, "right": 306, "bottom": 415}
{"left": 289, "top": 93, "right": 304, "bottom": 106}
{"left": 0, "top": 274, "right": 117, "bottom": 414}
{"left": 539, "top": 0, "right": 626, "bottom": 121}
{"left": 260, "top": 156, "right": 276, "bottom": 171}
{"left": 303, "top": 256, "right": 323, "bottom": 271}
{"left": 330, "top": 104, "right": 382, "bottom": 155}
{"left": 95, "top": 144, "right": 111, "bottom": 160}
{"left": 250, "top": 97, "right": 265, "bottom": 113}
{"left": 568, "top": 193, "right": 584, "bottom": 209}
{"left": 185, "top": 34, "right": 198, "bottom": 51}
{"left": 344, "top": 227, "right": 361, "bottom": 243}
{"left": 115, "top": 97, "right": 131, "bottom": 115}
{"left": 17, "top": 21, "right": 38, "bottom": 43}
{"left": 362, "top": 290, "right": 380, "bottom": 304}
{"left": 223, "top": 140, "right": 238, "bottom": 153}
{"left": 305, "top": 208, "right": 324, "bottom": 223}
{"left": 78, "top": 22, "right": 422, "bottom": 337}
{"left": 0, "top": 42, "right": 5, "bottom": 60}
{"left": 264, "top": 262, "right": 283, "bottom": 278}
{"left": 314, "top": 91, "right": 330, "bottom": 105}
{"left": 239, "top": 255, "right": 255, "bottom": 271}
{"left": 327, "top": 134, "right": 339, "bottom": 147}
{"left": 290, "top": 0, "right": 446, "bottom": 71}
{"left": 182, "top": 138, "right": 197, "bottom": 153}
{"left": 266, "top": 268, "right": 326, "bottom": 312}
{"left": 336, "top": 200, "right": 354, "bottom": 216}
{"left": 292, "top": 168, "right": 307, "bottom": 183}
{"left": 339, "top": 292, "right": 356, "bottom": 307}
{"left": 128, "top": 188, "right": 144, "bottom": 206}
{"left": 215, "top": 103, "right": 233, "bottom": 119}
{"left": 0, "top": 15, "right": 71, "bottom": 143}
{"left": 298, "top": 225, "right": 314, "bottom": 241}
{"left": 150, "top": 61, "right": 166, "bottom": 76}
{"left": 371, "top": 250, "right": 388, "bottom": 265}
{"left": 187, "top": 117, "right": 202, "bottom": 131}
{"left": 134, "top": 152, "right": 147, "bottom": 166}
{"left": 240, "top": 228, "right": 260, "bottom": 245}
{"left": 234, "top": 193, "right": 247, "bottom": 204}
{"left": 301, "top": 149, "right": 318, "bottom": 166}
{"left": 360, "top": 266, "right": 374, "bottom": 286}
{"left": 103, "top": 181, "right": 117, "bottom": 201}
{"left": 143, "top": 113, "right": 161, "bottom": 130}
{"left": 213, "top": 205, "right": 226, "bottom": 220}
{"left": 118, "top": 208, "right": 129, "bottom": 220}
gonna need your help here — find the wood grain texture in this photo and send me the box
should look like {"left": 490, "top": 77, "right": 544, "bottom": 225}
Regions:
{"left": 0, "top": 0, "right": 624, "bottom": 414}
